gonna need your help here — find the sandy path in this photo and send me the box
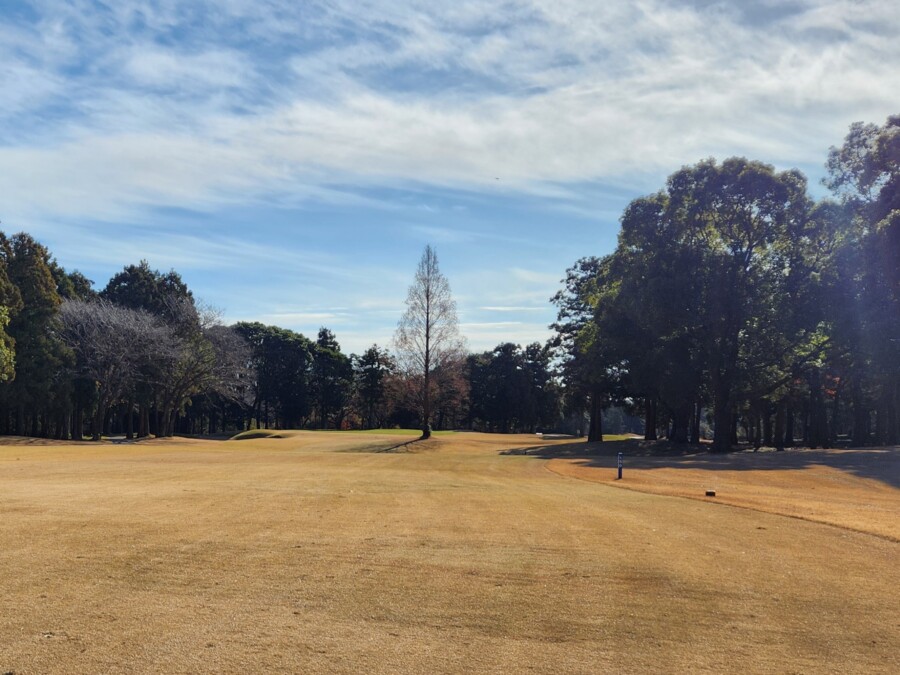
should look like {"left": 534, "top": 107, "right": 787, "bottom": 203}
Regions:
{"left": 1, "top": 433, "right": 897, "bottom": 673}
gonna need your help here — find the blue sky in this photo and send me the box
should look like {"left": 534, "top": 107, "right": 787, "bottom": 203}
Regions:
{"left": 2, "top": 0, "right": 898, "bottom": 353}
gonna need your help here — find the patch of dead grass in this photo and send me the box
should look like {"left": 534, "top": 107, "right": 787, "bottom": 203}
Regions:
{"left": 0, "top": 433, "right": 896, "bottom": 673}
{"left": 546, "top": 445, "right": 900, "bottom": 541}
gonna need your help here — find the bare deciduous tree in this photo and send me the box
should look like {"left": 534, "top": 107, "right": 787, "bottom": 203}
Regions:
{"left": 59, "top": 298, "right": 171, "bottom": 440}
{"left": 153, "top": 298, "right": 251, "bottom": 437}
{"left": 394, "top": 245, "right": 465, "bottom": 439}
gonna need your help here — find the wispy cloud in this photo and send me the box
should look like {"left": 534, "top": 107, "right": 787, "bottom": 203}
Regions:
{"left": 2, "top": 0, "right": 897, "bottom": 227}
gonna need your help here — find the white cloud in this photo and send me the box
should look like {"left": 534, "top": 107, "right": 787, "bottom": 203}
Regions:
{"left": 2, "top": 0, "right": 898, "bottom": 228}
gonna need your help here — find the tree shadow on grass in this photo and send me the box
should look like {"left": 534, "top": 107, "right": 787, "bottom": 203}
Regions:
{"left": 342, "top": 438, "right": 433, "bottom": 453}
{"left": 503, "top": 439, "right": 900, "bottom": 489}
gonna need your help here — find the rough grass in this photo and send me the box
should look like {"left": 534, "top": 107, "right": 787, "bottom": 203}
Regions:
{"left": 0, "top": 432, "right": 897, "bottom": 673}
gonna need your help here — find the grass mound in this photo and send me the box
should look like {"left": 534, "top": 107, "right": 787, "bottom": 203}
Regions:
{"left": 229, "top": 429, "right": 297, "bottom": 441}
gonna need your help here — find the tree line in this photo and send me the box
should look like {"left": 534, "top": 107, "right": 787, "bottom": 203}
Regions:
{"left": 0, "top": 115, "right": 894, "bottom": 446}
{"left": 0, "top": 243, "right": 568, "bottom": 439}
{"left": 553, "top": 115, "right": 898, "bottom": 451}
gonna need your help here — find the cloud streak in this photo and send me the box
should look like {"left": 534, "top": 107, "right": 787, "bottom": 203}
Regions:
{"left": 2, "top": 0, "right": 898, "bottom": 227}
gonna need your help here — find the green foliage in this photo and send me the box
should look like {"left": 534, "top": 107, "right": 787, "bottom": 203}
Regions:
{"left": 101, "top": 259, "right": 193, "bottom": 322}
{"left": 467, "top": 341, "right": 560, "bottom": 433}
{"left": 1, "top": 233, "right": 72, "bottom": 433}
{"left": 50, "top": 261, "right": 96, "bottom": 300}
{"left": 0, "top": 306, "right": 15, "bottom": 383}
{"left": 234, "top": 321, "right": 315, "bottom": 429}
{"left": 554, "top": 156, "right": 852, "bottom": 449}
{"left": 823, "top": 114, "right": 900, "bottom": 445}
{"left": 313, "top": 327, "right": 353, "bottom": 429}
{"left": 353, "top": 344, "right": 396, "bottom": 429}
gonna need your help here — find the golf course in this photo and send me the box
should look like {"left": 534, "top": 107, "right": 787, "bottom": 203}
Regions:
{"left": 1, "top": 431, "right": 897, "bottom": 673}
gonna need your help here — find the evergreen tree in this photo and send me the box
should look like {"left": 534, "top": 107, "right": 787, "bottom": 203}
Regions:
{"left": 2, "top": 233, "right": 71, "bottom": 436}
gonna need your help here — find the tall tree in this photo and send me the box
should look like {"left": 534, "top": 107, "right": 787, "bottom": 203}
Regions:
{"left": 394, "top": 245, "right": 465, "bottom": 439}
{"left": 662, "top": 158, "right": 813, "bottom": 451}
{"left": 2, "top": 232, "right": 71, "bottom": 436}
{"left": 522, "top": 341, "right": 561, "bottom": 433}
{"left": 312, "top": 328, "right": 352, "bottom": 429}
{"left": 353, "top": 344, "right": 395, "bottom": 429}
{"left": 551, "top": 256, "right": 622, "bottom": 442}
{"left": 0, "top": 307, "right": 15, "bottom": 384}
{"left": 153, "top": 300, "right": 243, "bottom": 437}
{"left": 825, "top": 115, "right": 900, "bottom": 445}
{"left": 0, "top": 239, "right": 22, "bottom": 385}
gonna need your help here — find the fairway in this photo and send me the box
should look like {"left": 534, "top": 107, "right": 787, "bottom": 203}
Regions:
{"left": 1, "top": 433, "right": 897, "bottom": 674}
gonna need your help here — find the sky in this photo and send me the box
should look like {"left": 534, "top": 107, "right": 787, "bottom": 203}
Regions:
{"left": 1, "top": 0, "right": 898, "bottom": 354}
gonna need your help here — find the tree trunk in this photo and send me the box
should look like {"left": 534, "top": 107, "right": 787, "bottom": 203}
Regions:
{"left": 137, "top": 404, "right": 147, "bottom": 438}
{"left": 73, "top": 406, "right": 82, "bottom": 441}
{"left": 750, "top": 410, "right": 761, "bottom": 449}
{"left": 762, "top": 405, "right": 773, "bottom": 447}
{"left": 691, "top": 399, "right": 702, "bottom": 444}
{"left": 888, "top": 382, "right": 899, "bottom": 445}
{"left": 830, "top": 385, "right": 841, "bottom": 443}
{"left": 671, "top": 402, "right": 690, "bottom": 444}
{"left": 644, "top": 398, "right": 657, "bottom": 441}
{"left": 711, "top": 394, "right": 733, "bottom": 453}
{"left": 161, "top": 409, "right": 172, "bottom": 438}
{"left": 808, "top": 371, "right": 829, "bottom": 448}
{"left": 887, "top": 382, "right": 900, "bottom": 445}
{"left": 587, "top": 390, "right": 603, "bottom": 444}
{"left": 851, "top": 386, "right": 868, "bottom": 446}
{"left": 125, "top": 399, "right": 134, "bottom": 440}
{"left": 774, "top": 399, "right": 786, "bottom": 451}
{"left": 91, "top": 406, "right": 104, "bottom": 441}
{"left": 875, "top": 392, "right": 890, "bottom": 446}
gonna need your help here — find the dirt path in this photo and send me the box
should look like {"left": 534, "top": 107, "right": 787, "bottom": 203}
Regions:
{"left": 1, "top": 433, "right": 897, "bottom": 673}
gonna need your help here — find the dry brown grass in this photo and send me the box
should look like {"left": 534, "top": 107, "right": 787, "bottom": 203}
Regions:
{"left": 546, "top": 444, "right": 900, "bottom": 542}
{"left": 0, "top": 432, "right": 897, "bottom": 674}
